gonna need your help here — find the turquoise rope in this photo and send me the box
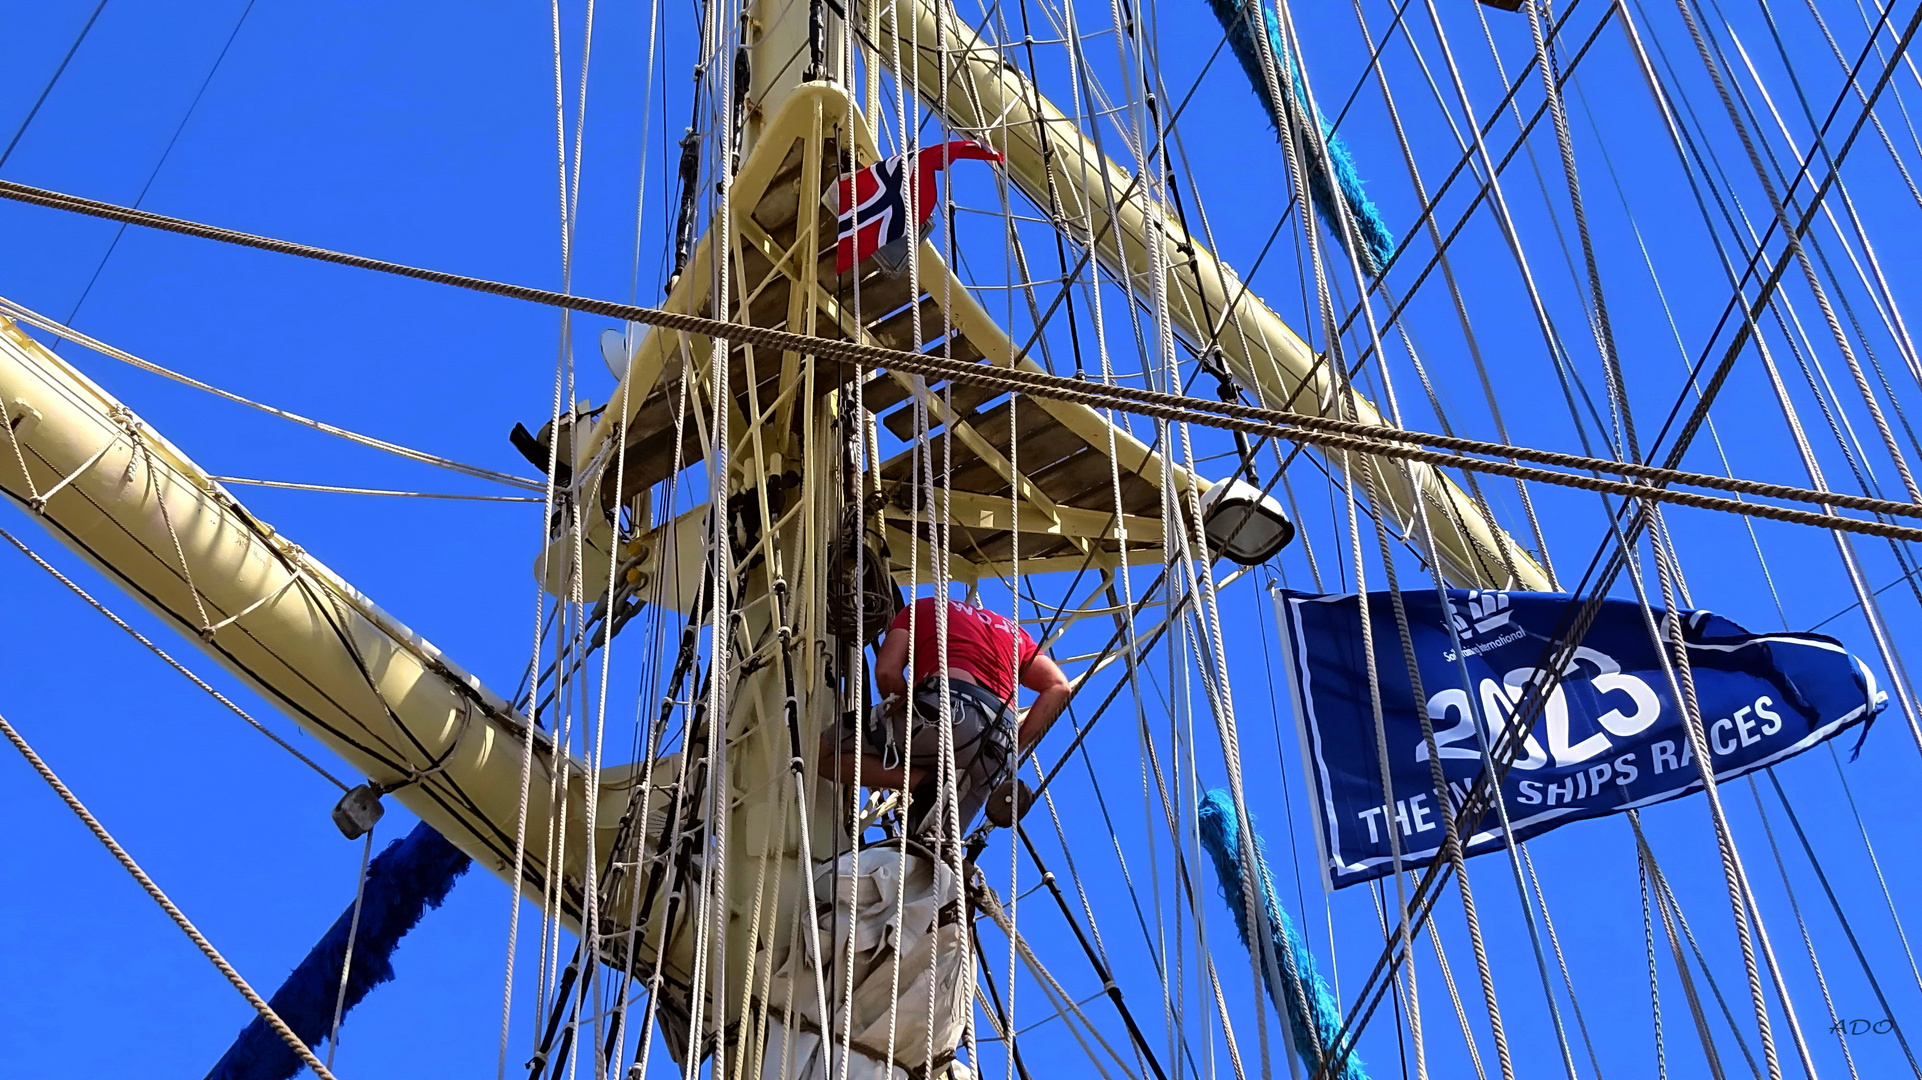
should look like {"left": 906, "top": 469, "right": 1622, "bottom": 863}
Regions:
{"left": 1198, "top": 789, "right": 1370, "bottom": 1080}
{"left": 1202, "top": 0, "right": 1397, "bottom": 275}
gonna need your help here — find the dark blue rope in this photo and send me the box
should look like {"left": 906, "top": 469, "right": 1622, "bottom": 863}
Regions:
{"left": 204, "top": 822, "right": 473, "bottom": 1080}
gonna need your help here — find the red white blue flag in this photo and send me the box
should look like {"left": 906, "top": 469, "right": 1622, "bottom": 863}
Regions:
{"left": 835, "top": 140, "right": 1004, "bottom": 273}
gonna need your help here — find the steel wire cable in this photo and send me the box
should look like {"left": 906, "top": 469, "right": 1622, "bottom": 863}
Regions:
{"left": 1566, "top": 78, "right": 1908, "bottom": 1061}
{"left": 12, "top": 178, "right": 1922, "bottom": 538}
{"left": 1664, "top": 0, "right": 1922, "bottom": 742}
{"left": 1763, "top": 769, "right": 1922, "bottom": 1074}
{"left": 1263, "top": 0, "right": 1457, "bottom": 1070}
{"left": 208, "top": 476, "right": 541, "bottom": 501}
{"left": 1360, "top": 42, "right": 1616, "bottom": 1025}
{"left": 22, "top": 102, "right": 1922, "bottom": 1068}
{"left": 0, "top": 295, "right": 542, "bottom": 491}
{"left": 1698, "top": 0, "right": 1922, "bottom": 512}
{"left": 1306, "top": 5, "right": 1922, "bottom": 1060}
{"left": 0, "top": 1, "right": 112, "bottom": 170}
{"left": 1357, "top": 0, "right": 1555, "bottom": 584}
{"left": 1747, "top": 777, "right": 1864, "bottom": 1080}
{"left": 3, "top": 12, "right": 1922, "bottom": 1060}
{"left": 944, "top": 6, "right": 1236, "bottom": 1036}
{"left": 1619, "top": 0, "right": 1922, "bottom": 745}
{"left": 0, "top": 442, "right": 459, "bottom": 788}
{"left": 58, "top": 0, "right": 258, "bottom": 331}
{"left": 1635, "top": 817, "right": 1760, "bottom": 1078}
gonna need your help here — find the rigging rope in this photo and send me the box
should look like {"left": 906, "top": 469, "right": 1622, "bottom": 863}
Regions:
{"left": 1196, "top": 790, "right": 1367, "bottom": 1080}
{"left": 1762, "top": 768, "right": 1922, "bottom": 1073}
{"left": 1203, "top": 0, "right": 1395, "bottom": 274}
{"left": 205, "top": 821, "right": 475, "bottom": 1080}
{"left": 1376, "top": 5, "right": 1603, "bottom": 1071}
{"left": 0, "top": 706, "right": 343, "bottom": 1080}
{"left": 14, "top": 13, "right": 1922, "bottom": 1076}
{"left": 1310, "top": 4, "right": 1922, "bottom": 1054}
{"left": 0, "top": 294, "right": 542, "bottom": 491}
{"left": 12, "top": 191, "right": 1922, "bottom": 556}
{"left": 0, "top": 523, "right": 349, "bottom": 790}
{"left": 496, "top": 0, "right": 605, "bottom": 1063}
{"left": 1637, "top": 820, "right": 1743, "bottom": 1080}
{"left": 9, "top": 179, "right": 1922, "bottom": 530}
{"left": 208, "top": 477, "right": 541, "bottom": 502}
{"left": 1746, "top": 778, "right": 1863, "bottom": 1080}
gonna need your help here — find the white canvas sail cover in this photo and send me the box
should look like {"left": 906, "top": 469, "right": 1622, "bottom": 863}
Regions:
{"left": 763, "top": 845, "right": 972, "bottom": 1080}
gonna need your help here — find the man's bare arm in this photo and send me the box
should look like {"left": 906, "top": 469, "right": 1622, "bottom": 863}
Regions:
{"left": 1017, "top": 651, "right": 1073, "bottom": 750}
{"left": 874, "top": 628, "right": 910, "bottom": 702}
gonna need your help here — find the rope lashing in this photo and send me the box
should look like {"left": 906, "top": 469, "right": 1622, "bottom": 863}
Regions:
{"left": 3, "top": 178, "right": 1918, "bottom": 541}
{"left": 0, "top": 524, "right": 350, "bottom": 790}
{"left": 24, "top": 412, "right": 124, "bottom": 512}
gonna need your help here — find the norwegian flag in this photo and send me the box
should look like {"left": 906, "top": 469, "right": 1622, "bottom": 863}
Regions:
{"left": 835, "top": 140, "right": 1004, "bottom": 274}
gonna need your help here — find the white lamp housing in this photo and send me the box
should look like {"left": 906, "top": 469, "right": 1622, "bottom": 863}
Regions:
{"left": 1199, "top": 479, "right": 1296, "bottom": 565}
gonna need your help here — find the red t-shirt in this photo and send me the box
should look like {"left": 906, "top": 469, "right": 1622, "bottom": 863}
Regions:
{"left": 889, "top": 597, "right": 1038, "bottom": 702}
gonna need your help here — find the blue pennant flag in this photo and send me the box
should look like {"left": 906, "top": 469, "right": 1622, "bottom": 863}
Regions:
{"left": 1277, "top": 590, "right": 1884, "bottom": 890}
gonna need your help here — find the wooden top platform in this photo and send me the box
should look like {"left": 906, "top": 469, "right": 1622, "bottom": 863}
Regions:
{"left": 576, "top": 83, "right": 1203, "bottom": 586}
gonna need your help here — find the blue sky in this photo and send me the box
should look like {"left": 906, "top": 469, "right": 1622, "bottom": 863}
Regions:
{"left": 4, "top": 1, "right": 1922, "bottom": 1078}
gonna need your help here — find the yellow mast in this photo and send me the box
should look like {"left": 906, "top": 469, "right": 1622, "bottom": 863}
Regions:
{"left": 0, "top": 317, "right": 596, "bottom": 904}
{"left": 0, "top": 0, "right": 1549, "bottom": 1071}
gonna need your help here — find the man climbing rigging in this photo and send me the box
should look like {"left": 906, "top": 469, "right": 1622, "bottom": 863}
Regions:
{"left": 820, "top": 594, "right": 1073, "bottom": 839}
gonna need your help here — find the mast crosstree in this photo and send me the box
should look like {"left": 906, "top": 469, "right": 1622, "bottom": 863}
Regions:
{"left": 0, "top": 0, "right": 1568, "bottom": 1074}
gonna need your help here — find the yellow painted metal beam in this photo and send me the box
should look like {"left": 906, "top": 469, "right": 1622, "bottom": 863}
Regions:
{"left": 868, "top": 0, "right": 1551, "bottom": 589}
